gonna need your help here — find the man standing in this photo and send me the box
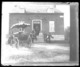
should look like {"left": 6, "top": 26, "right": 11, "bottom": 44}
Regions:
{"left": 30, "top": 30, "right": 37, "bottom": 43}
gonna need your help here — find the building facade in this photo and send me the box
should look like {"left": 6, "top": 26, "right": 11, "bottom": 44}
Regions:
{"left": 9, "top": 13, "right": 64, "bottom": 41}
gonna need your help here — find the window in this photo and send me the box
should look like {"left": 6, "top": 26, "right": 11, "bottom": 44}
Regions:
{"left": 49, "top": 21, "right": 55, "bottom": 32}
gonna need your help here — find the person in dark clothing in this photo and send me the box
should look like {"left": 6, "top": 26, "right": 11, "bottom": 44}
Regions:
{"left": 30, "top": 30, "right": 37, "bottom": 43}
{"left": 47, "top": 33, "right": 54, "bottom": 43}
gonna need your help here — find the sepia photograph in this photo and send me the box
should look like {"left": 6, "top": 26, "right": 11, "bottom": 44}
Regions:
{"left": 1, "top": 2, "right": 79, "bottom": 66}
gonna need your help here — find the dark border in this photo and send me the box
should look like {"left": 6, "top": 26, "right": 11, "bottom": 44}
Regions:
{"left": 70, "top": 2, "right": 79, "bottom": 63}
{"left": 1, "top": 2, "right": 79, "bottom": 66}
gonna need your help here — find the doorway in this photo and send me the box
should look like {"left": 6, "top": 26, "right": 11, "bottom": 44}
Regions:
{"left": 33, "top": 23, "right": 40, "bottom": 35}
{"left": 32, "top": 19, "right": 42, "bottom": 36}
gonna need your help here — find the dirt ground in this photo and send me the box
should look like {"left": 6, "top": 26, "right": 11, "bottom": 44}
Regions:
{"left": 1, "top": 43, "right": 70, "bottom": 66}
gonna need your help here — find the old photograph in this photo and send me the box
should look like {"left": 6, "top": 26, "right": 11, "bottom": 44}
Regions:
{"left": 1, "top": 2, "right": 78, "bottom": 66}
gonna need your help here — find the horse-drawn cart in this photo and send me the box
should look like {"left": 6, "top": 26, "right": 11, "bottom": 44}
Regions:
{"left": 7, "top": 22, "right": 34, "bottom": 48}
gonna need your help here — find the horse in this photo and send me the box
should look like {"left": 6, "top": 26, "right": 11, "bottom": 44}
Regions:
{"left": 7, "top": 34, "right": 18, "bottom": 48}
{"left": 13, "top": 31, "right": 32, "bottom": 48}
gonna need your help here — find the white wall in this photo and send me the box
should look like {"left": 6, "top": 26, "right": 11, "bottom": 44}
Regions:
{"left": 56, "top": 5, "right": 70, "bottom": 30}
